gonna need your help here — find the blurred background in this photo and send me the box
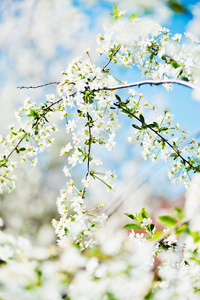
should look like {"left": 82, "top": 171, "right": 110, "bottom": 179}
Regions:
{"left": 0, "top": 0, "right": 200, "bottom": 245}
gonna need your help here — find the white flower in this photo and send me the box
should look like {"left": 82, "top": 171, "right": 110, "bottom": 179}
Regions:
{"left": 128, "top": 137, "right": 133, "bottom": 143}
{"left": 141, "top": 218, "right": 152, "bottom": 226}
{"left": 63, "top": 166, "right": 71, "bottom": 177}
{"left": 60, "top": 142, "right": 73, "bottom": 156}
{"left": 46, "top": 94, "right": 55, "bottom": 102}
{"left": 92, "top": 157, "right": 103, "bottom": 166}
{"left": 66, "top": 120, "right": 76, "bottom": 133}
{"left": 161, "top": 149, "right": 170, "bottom": 162}
{"left": 172, "top": 33, "right": 182, "bottom": 42}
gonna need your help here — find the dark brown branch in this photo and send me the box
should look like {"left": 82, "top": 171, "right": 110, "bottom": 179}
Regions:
{"left": 0, "top": 137, "right": 25, "bottom": 168}
{"left": 81, "top": 122, "right": 92, "bottom": 198}
{"left": 81, "top": 48, "right": 121, "bottom": 197}
{"left": 6, "top": 137, "right": 25, "bottom": 160}
{"left": 114, "top": 102, "right": 196, "bottom": 171}
{"left": 31, "top": 97, "right": 64, "bottom": 129}
{"left": 97, "top": 79, "right": 195, "bottom": 91}
{"left": 41, "top": 97, "right": 64, "bottom": 113}
{"left": 17, "top": 82, "right": 60, "bottom": 89}
{"left": 0, "top": 96, "right": 67, "bottom": 169}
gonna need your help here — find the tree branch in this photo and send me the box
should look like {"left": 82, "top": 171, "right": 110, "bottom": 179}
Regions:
{"left": 153, "top": 219, "right": 189, "bottom": 244}
{"left": 17, "top": 47, "right": 121, "bottom": 91}
{"left": 0, "top": 96, "right": 66, "bottom": 169}
{"left": 0, "top": 137, "right": 26, "bottom": 168}
{"left": 81, "top": 121, "right": 92, "bottom": 198}
{"left": 101, "top": 46, "right": 121, "bottom": 73}
{"left": 17, "top": 82, "right": 60, "bottom": 89}
{"left": 114, "top": 102, "right": 196, "bottom": 171}
{"left": 80, "top": 49, "right": 121, "bottom": 197}
{"left": 98, "top": 79, "right": 196, "bottom": 91}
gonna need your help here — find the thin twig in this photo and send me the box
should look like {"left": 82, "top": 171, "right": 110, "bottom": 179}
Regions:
{"left": 0, "top": 137, "right": 25, "bottom": 168}
{"left": 101, "top": 46, "right": 121, "bottom": 73}
{"left": 154, "top": 219, "right": 189, "bottom": 244}
{"left": 32, "top": 97, "right": 64, "bottom": 129}
{"left": 97, "top": 79, "right": 196, "bottom": 91}
{"left": 17, "top": 82, "right": 60, "bottom": 89}
{"left": 0, "top": 96, "right": 67, "bottom": 169}
{"left": 42, "top": 97, "right": 64, "bottom": 113}
{"left": 114, "top": 102, "right": 196, "bottom": 171}
{"left": 81, "top": 121, "right": 92, "bottom": 198}
{"left": 6, "top": 137, "right": 25, "bottom": 160}
{"left": 81, "top": 49, "right": 121, "bottom": 197}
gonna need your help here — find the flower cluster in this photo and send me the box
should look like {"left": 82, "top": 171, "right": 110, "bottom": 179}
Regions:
{"left": 1, "top": 8, "right": 200, "bottom": 249}
{"left": 0, "top": 97, "right": 59, "bottom": 194}
{"left": 0, "top": 222, "right": 155, "bottom": 300}
{"left": 1, "top": 4, "right": 200, "bottom": 299}
{"left": 97, "top": 16, "right": 200, "bottom": 88}
{"left": 51, "top": 57, "right": 121, "bottom": 248}
{"left": 115, "top": 88, "right": 198, "bottom": 188}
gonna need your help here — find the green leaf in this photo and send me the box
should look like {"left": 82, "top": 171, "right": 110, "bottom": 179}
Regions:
{"left": 171, "top": 61, "right": 180, "bottom": 69}
{"left": 28, "top": 109, "right": 36, "bottom": 117}
{"left": 115, "top": 94, "right": 121, "bottom": 102}
{"left": 141, "top": 210, "right": 149, "bottom": 219}
{"left": 110, "top": 3, "right": 120, "bottom": 19}
{"left": 113, "top": 3, "right": 119, "bottom": 13}
{"left": 132, "top": 124, "right": 141, "bottom": 130}
{"left": 35, "top": 128, "right": 38, "bottom": 135}
{"left": 159, "top": 127, "right": 168, "bottom": 132}
{"left": 105, "top": 291, "right": 120, "bottom": 300}
{"left": 170, "top": 153, "right": 178, "bottom": 159}
{"left": 147, "top": 123, "right": 156, "bottom": 128}
{"left": 181, "top": 76, "right": 189, "bottom": 82}
{"left": 168, "top": 0, "right": 187, "bottom": 13}
{"left": 124, "top": 99, "right": 130, "bottom": 105}
{"left": 177, "top": 68, "right": 183, "bottom": 78}
{"left": 139, "top": 114, "right": 145, "bottom": 125}
{"left": 19, "top": 147, "right": 26, "bottom": 151}
{"left": 161, "top": 54, "right": 167, "bottom": 61}
{"left": 128, "top": 13, "right": 139, "bottom": 21}
{"left": 158, "top": 215, "right": 177, "bottom": 227}
{"left": 150, "top": 53, "right": 154, "bottom": 61}
{"left": 35, "top": 268, "right": 42, "bottom": 278}
{"left": 174, "top": 207, "right": 185, "bottom": 220}
{"left": 84, "top": 129, "right": 89, "bottom": 136}
{"left": 122, "top": 223, "right": 143, "bottom": 230}
{"left": 43, "top": 115, "right": 49, "bottom": 123}
{"left": 153, "top": 122, "right": 159, "bottom": 128}
{"left": 137, "top": 207, "right": 146, "bottom": 222}
{"left": 190, "top": 231, "right": 200, "bottom": 243}
{"left": 175, "top": 223, "right": 189, "bottom": 234}
{"left": 124, "top": 213, "right": 136, "bottom": 220}
{"left": 64, "top": 227, "right": 69, "bottom": 234}
{"left": 149, "top": 224, "right": 156, "bottom": 234}
{"left": 151, "top": 231, "right": 163, "bottom": 241}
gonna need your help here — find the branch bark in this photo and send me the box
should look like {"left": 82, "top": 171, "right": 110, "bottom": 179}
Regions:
{"left": 17, "top": 82, "right": 60, "bottom": 89}
{"left": 114, "top": 102, "right": 196, "bottom": 171}
{"left": 98, "top": 79, "right": 196, "bottom": 91}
